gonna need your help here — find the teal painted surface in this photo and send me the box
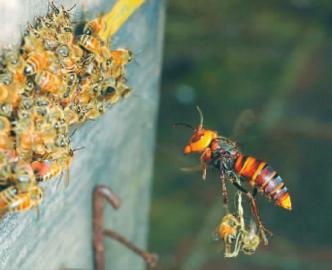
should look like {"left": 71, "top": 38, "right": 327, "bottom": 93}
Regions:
{"left": 0, "top": 0, "right": 165, "bottom": 269}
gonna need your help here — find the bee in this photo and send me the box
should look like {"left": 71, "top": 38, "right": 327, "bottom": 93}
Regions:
{"left": 31, "top": 106, "right": 62, "bottom": 155}
{"left": 83, "top": 15, "right": 106, "bottom": 36}
{"left": 218, "top": 214, "right": 240, "bottom": 245}
{"left": 78, "top": 34, "right": 103, "bottom": 56}
{"left": 0, "top": 72, "right": 13, "bottom": 85}
{"left": 48, "top": 2, "right": 74, "bottom": 30}
{"left": 34, "top": 16, "right": 52, "bottom": 31}
{"left": 21, "top": 25, "right": 46, "bottom": 55}
{"left": 33, "top": 131, "right": 58, "bottom": 156}
{"left": 0, "top": 160, "right": 42, "bottom": 215}
{"left": 110, "top": 49, "right": 133, "bottom": 66}
{"left": 74, "top": 89, "right": 92, "bottom": 105}
{"left": 85, "top": 100, "right": 106, "bottom": 120}
{"left": 0, "top": 135, "right": 14, "bottom": 151}
{"left": 75, "top": 74, "right": 103, "bottom": 105}
{"left": 31, "top": 18, "right": 59, "bottom": 48}
{"left": 19, "top": 77, "right": 36, "bottom": 96}
{"left": 32, "top": 96, "right": 52, "bottom": 127}
{"left": 176, "top": 107, "right": 291, "bottom": 244}
{"left": 1, "top": 51, "right": 26, "bottom": 84}
{"left": 16, "top": 103, "right": 55, "bottom": 157}
{"left": 57, "top": 26, "right": 75, "bottom": 45}
{"left": 0, "top": 185, "right": 43, "bottom": 216}
{"left": 60, "top": 55, "right": 79, "bottom": 74}
{"left": 18, "top": 96, "right": 34, "bottom": 114}
{"left": 65, "top": 72, "right": 78, "bottom": 94}
{"left": 35, "top": 70, "right": 65, "bottom": 95}
{"left": 0, "top": 83, "right": 20, "bottom": 108}
{"left": 0, "top": 103, "right": 13, "bottom": 117}
{"left": 32, "top": 15, "right": 69, "bottom": 52}
{"left": 56, "top": 44, "right": 83, "bottom": 73}
{"left": 31, "top": 159, "right": 62, "bottom": 182}
{"left": 63, "top": 104, "right": 79, "bottom": 125}
{"left": 116, "top": 81, "right": 132, "bottom": 99}
{"left": 43, "top": 34, "right": 60, "bottom": 51}
{"left": 64, "top": 102, "right": 91, "bottom": 124}
{"left": 0, "top": 116, "right": 12, "bottom": 135}
{"left": 15, "top": 128, "right": 34, "bottom": 159}
{"left": 16, "top": 129, "right": 57, "bottom": 160}
{"left": 0, "top": 150, "right": 16, "bottom": 185}
{"left": 11, "top": 160, "right": 36, "bottom": 188}
{"left": 48, "top": 104, "right": 68, "bottom": 133}
{"left": 11, "top": 65, "right": 26, "bottom": 86}
{"left": 218, "top": 216, "right": 260, "bottom": 257}
{"left": 1, "top": 49, "right": 20, "bottom": 69}
{"left": 241, "top": 221, "right": 260, "bottom": 255}
{"left": 98, "top": 79, "right": 131, "bottom": 105}
{"left": 0, "top": 83, "right": 9, "bottom": 103}
{"left": 33, "top": 145, "right": 74, "bottom": 187}
{"left": 216, "top": 213, "right": 242, "bottom": 258}
{"left": 24, "top": 52, "right": 52, "bottom": 76}
{"left": 217, "top": 192, "right": 261, "bottom": 257}
{"left": 102, "top": 49, "right": 133, "bottom": 80}
{"left": 78, "top": 35, "right": 112, "bottom": 66}
{"left": 16, "top": 109, "right": 32, "bottom": 129}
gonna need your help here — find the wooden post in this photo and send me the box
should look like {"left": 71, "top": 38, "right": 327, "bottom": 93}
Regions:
{"left": 0, "top": 0, "right": 165, "bottom": 269}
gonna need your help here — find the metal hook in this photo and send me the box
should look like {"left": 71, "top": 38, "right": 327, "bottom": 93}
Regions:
{"left": 93, "top": 185, "right": 158, "bottom": 270}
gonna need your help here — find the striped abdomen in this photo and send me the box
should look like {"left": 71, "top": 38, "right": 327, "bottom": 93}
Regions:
{"left": 234, "top": 154, "right": 292, "bottom": 210}
{"left": 24, "top": 53, "right": 49, "bottom": 75}
{"left": 78, "top": 35, "right": 101, "bottom": 55}
{"left": 61, "top": 57, "right": 77, "bottom": 73}
{"left": 35, "top": 70, "right": 61, "bottom": 94}
{"left": 0, "top": 186, "right": 35, "bottom": 213}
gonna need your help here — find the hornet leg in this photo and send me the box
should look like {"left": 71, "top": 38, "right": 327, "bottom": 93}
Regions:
{"left": 200, "top": 148, "right": 211, "bottom": 180}
{"left": 229, "top": 179, "right": 272, "bottom": 245}
{"left": 219, "top": 164, "right": 229, "bottom": 214}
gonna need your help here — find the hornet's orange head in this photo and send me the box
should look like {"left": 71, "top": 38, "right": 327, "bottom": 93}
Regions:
{"left": 174, "top": 106, "right": 218, "bottom": 154}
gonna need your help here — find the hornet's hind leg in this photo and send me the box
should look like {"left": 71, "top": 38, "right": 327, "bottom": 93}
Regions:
{"left": 229, "top": 176, "right": 272, "bottom": 245}
{"left": 218, "top": 164, "right": 230, "bottom": 214}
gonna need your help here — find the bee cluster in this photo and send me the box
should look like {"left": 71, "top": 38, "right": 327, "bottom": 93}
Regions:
{"left": 0, "top": 3, "right": 132, "bottom": 216}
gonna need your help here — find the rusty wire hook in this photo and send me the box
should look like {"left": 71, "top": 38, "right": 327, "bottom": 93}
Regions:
{"left": 93, "top": 185, "right": 158, "bottom": 270}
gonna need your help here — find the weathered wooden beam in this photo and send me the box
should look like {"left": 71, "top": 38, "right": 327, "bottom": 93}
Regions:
{"left": 0, "top": 0, "right": 165, "bottom": 269}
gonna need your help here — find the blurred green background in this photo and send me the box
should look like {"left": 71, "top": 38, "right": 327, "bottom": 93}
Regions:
{"left": 149, "top": 1, "right": 332, "bottom": 269}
